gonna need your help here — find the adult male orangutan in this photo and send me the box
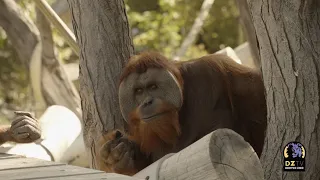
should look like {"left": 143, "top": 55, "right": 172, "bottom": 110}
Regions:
{"left": 98, "top": 52, "right": 267, "bottom": 175}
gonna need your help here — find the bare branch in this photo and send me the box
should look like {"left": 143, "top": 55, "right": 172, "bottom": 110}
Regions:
{"left": 34, "top": 0, "right": 79, "bottom": 56}
{"left": 173, "top": 0, "right": 215, "bottom": 61}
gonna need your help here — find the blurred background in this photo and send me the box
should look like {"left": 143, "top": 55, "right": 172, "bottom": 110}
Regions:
{"left": 0, "top": 0, "right": 252, "bottom": 125}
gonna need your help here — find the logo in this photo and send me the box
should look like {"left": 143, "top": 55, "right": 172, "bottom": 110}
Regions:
{"left": 283, "top": 142, "right": 305, "bottom": 171}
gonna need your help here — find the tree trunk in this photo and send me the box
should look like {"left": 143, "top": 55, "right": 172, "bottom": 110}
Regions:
{"left": 67, "top": 0, "right": 134, "bottom": 169}
{"left": 248, "top": 0, "right": 320, "bottom": 179}
{"left": 235, "top": 0, "right": 260, "bottom": 68}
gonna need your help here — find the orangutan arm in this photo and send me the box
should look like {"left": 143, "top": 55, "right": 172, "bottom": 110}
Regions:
{"left": 0, "top": 125, "right": 12, "bottom": 145}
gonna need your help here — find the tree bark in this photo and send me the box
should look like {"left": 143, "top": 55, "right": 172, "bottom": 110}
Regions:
{"left": 248, "top": 0, "right": 320, "bottom": 179}
{"left": 235, "top": 0, "right": 260, "bottom": 68}
{"left": 67, "top": 0, "right": 134, "bottom": 169}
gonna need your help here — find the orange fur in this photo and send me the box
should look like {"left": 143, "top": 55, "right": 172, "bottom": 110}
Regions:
{"left": 99, "top": 52, "right": 266, "bottom": 175}
{"left": 118, "top": 51, "right": 184, "bottom": 154}
{"left": 128, "top": 103, "right": 181, "bottom": 154}
{"left": 97, "top": 130, "right": 149, "bottom": 176}
{"left": 120, "top": 51, "right": 184, "bottom": 91}
{"left": 96, "top": 131, "right": 116, "bottom": 172}
{"left": 0, "top": 125, "right": 11, "bottom": 145}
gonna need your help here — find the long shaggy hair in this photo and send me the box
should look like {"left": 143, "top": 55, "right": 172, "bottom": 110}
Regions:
{"left": 128, "top": 103, "right": 181, "bottom": 154}
{"left": 119, "top": 51, "right": 184, "bottom": 154}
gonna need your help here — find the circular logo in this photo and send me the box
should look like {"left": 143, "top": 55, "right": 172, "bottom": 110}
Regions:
{"left": 283, "top": 142, "right": 305, "bottom": 159}
{"left": 283, "top": 141, "right": 306, "bottom": 171}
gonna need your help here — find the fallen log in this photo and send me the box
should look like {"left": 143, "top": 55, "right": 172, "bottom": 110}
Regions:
{"left": 134, "top": 128, "right": 264, "bottom": 180}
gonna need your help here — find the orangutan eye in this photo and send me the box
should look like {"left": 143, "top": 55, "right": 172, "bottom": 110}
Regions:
{"left": 148, "top": 84, "right": 158, "bottom": 90}
{"left": 135, "top": 88, "right": 143, "bottom": 94}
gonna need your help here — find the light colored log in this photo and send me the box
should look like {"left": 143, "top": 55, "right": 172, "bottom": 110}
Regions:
{"left": 135, "top": 129, "right": 263, "bottom": 180}
{"left": 160, "top": 129, "right": 263, "bottom": 180}
{"left": 234, "top": 42, "right": 255, "bottom": 68}
{"left": 134, "top": 153, "right": 175, "bottom": 180}
{"left": 63, "top": 63, "right": 79, "bottom": 81}
{"left": 2, "top": 105, "right": 88, "bottom": 167}
{"left": 39, "top": 105, "right": 82, "bottom": 162}
{"left": 59, "top": 132, "right": 89, "bottom": 167}
{"left": 214, "top": 47, "right": 242, "bottom": 65}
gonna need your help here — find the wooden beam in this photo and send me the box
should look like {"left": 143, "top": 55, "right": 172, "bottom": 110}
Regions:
{"left": 0, "top": 153, "right": 144, "bottom": 179}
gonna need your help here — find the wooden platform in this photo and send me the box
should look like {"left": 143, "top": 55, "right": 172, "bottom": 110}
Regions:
{"left": 0, "top": 129, "right": 264, "bottom": 180}
{"left": 0, "top": 153, "right": 134, "bottom": 180}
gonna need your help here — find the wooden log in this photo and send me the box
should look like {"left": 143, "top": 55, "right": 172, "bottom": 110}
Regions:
{"left": 234, "top": 42, "right": 256, "bottom": 68}
{"left": 39, "top": 105, "right": 82, "bottom": 162}
{"left": 2, "top": 105, "right": 89, "bottom": 167}
{"left": 134, "top": 129, "right": 264, "bottom": 180}
{"left": 214, "top": 47, "right": 242, "bottom": 65}
{"left": 134, "top": 154, "right": 175, "bottom": 180}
